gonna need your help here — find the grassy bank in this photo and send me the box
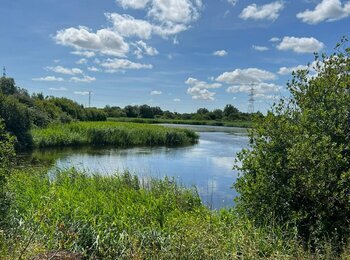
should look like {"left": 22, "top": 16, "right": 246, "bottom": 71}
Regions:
{"left": 31, "top": 121, "right": 198, "bottom": 148}
{"left": 108, "top": 117, "right": 253, "bottom": 128}
{"left": 3, "top": 169, "right": 349, "bottom": 259}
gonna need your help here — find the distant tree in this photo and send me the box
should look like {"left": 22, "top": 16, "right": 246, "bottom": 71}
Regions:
{"left": 139, "top": 104, "right": 154, "bottom": 118}
{"left": 213, "top": 109, "right": 223, "bottom": 120}
{"left": 0, "top": 77, "right": 17, "bottom": 95}
{"left": 235, "top": 39, "right": 350, "bottom": 250}
{"left": 124, "top": 105, "right": 139, "bottom": 118}
{"left": 223, "top": 104, "right": 239, "bottom": 120}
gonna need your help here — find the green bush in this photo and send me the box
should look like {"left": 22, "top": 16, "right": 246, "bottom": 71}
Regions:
{"left": 235, "top": 39, "right": 350, "bottom": 250}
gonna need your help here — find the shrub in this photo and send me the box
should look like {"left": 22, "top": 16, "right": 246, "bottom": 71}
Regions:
{"left": 234, "top": 39, "right": 350, "bottom": 250}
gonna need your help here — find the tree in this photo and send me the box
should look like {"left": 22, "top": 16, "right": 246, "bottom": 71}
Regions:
{"left": 0, "top": 119, "right": 15, "bottom": 226}
{"left": 234, "top": 39, "right": 350, "bottom": 250}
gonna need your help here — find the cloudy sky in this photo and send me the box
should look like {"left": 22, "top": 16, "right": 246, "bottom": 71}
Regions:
{"left": 0, "top": 0, "right": 349, "bottom": 112}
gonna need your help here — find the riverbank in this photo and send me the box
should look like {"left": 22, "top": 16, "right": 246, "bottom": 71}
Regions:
{"left": 108, "top": 117, "right": 253, "bottom": 128}
{"left": 3, "top": 169, "right": 347, "bottom": 259}
{"left": 31, "top": 121, "right": 198, "bottom": 149}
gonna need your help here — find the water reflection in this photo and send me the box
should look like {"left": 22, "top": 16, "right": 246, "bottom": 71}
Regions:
{"left": 30, "top": 126, "right": 249, "bottom": 209}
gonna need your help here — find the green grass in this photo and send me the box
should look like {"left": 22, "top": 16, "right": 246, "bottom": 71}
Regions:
{"left": 31, "top": 121, "right": 198, "bottom": 148}
{"left": 108, "top": 117, "right": 253, "bottom": 128}
{"left": 2, "top": 169, "right": 349, "bottom": 259}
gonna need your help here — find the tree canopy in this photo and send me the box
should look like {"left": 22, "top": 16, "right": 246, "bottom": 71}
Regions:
{"left": 235, "top": 38, "right": 350, "bottom": 250}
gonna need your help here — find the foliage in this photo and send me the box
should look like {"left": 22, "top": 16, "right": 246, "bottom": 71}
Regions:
{"left": 32, "top": 121, "right": 198, "bottom": 148}
{"left": 5, "top": 169, "right": 350, "bottom": 259}
{"left": 0, "top": 93, "right": 32, "bottom": 150}
{"left": 235, "top": 39, "right": 350, "bottom": 250}
{"left": 0, "top": 119, "right": 15, "bottom": 226}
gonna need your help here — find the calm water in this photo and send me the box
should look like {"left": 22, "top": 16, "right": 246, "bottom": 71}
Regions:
{"left": 33, "top": 125, "right": 249, "bottom": 209}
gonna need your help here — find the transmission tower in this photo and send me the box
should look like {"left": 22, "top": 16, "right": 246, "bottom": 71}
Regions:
{"left": 88, "top": 91, "right": 91, "bottom": 108}
{"left": 248, "top": 83, "right": 255, "bottom": 114}
{"left": 2, "top": 67, "right": 6, "bottom": 77}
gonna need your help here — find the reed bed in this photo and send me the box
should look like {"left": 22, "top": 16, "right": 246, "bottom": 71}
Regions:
{"left": 2, "top": 169, "right": 349, "bottom": 259}
{"left": 31, "top": 121, "right": 198, "bottom": 148}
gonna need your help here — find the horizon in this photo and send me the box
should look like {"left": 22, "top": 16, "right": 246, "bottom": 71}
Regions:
{"left": 1, "top": 0, "right": 348, "bottom": 113}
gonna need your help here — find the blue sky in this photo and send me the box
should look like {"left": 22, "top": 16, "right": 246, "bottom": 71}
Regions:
{"left": 0, "top": 0, "right": 349, "bottom": 113}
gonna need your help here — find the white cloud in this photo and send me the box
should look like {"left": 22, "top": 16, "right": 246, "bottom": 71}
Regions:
{"left": 71, "top": 51, "right": 96, "bottom": 58}
{"left": 252, "top": 45, "right": 269, "bottom": 51}
{"left": 173, "top": 98, "right": 181, "bottom": 102}
{"left": 46, "top": 66, "right": 83, "bottom": 75}
{"left": 49, "top": 87, "right": 67, "bottom": 91}
{"left": 239, "top": 1, "right": 284, "bottom": 21}
{"left": 277, "top": 36, "right": 325, "bottom": 53}
{"left": 32, "top": 76, "right": 64, "bottom": 82}
{"left": 216, "top": 68, "right": 276, "bottom": 84}
{"left": 100, "top": 58, "right": 153, "bottom": 71}
{"left": 88, "top": 66, "right": 100, "bottom": 72}
{"left": 278, "top": 61, "right": 319, "bottom": 75}
{"left": 213, "top": 50, "right": 228, "bottom": 56}
{"left": 278, "top": 65, "right": 308, "bottom": 75}
{"left": 150, "top": 90, "right": 162, "bottom": 95}
{"left": 226, "top": 82, "right": 281, "bottom": 95}
{"left": 269, "top": 37, "right": 280, "bottom": 42}
{"left": 76, "top": 58, "right": 87, "bottom": 65}
{"left": 117, "top": 0, "right": 150, "bottom": 9}
{"left": 74, "top": 91, "right": 90, "bottom": 95}
{"left": 106, "top": 13, "right": 154, "bottom": 39}
{"left": 70, "top": 75, "right": 96, "bottom": 83}
{"left": 132, "top": 40, "right": 159, "bottom": 59}
{"left": 297, "top": 0, "right": 350, "bottom": 24}
{"left": 255, "top": 93, "right": 280, "bottom": 100}
{"left": 54, "top": 26, "right": 129, "bottom": 57}
{"left": 185, "top": 77, "right": 221, "bottom": 101}
{"left": 228, "top": 0, "right": 238, "bottom": 6}
{"left": 148, "top": 0, "right": 202, "bottom": 24}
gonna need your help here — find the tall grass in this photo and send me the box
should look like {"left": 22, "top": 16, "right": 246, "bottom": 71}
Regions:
{"left": 108, "top": 117, "right": 253, "bottom": 128}
{"left": 3, "top": 169, "right": 349, "bottom": 259}
{"left": 31, "top": 121, "right": 198, "bottom": 148}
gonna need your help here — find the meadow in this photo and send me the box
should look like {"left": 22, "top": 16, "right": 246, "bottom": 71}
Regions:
{"left": 31, "top": 121, "right": 198, "bottom": 148}
{"left": 108, "top": 117, "right": 254, "bottom": 128}
{"left": 2, "top": 169, "right": 349, "bottom": 259}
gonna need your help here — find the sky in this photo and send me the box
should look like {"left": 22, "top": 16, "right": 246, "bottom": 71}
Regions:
{"left": 0, "top": 0, "right": 349, "bottom": 113}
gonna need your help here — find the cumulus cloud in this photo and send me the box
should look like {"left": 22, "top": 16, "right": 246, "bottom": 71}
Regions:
{"left": 132, "top": 40, "right": 159, "bottom": 59}
{"left": 88, "top": 66, "right": 100, "bottom": 72}
{"left": 213, "top": 50, "right": 228, "bottom": 56}
{"left": 106, "top": 13, "right": 154, "bottom": 39}
{"left": 278, "top": 61, "right": 320, "bottom": 75}
{"left": 76, "top": 58, "right": 87, "bottom": 65}
{"left": 297, "top": 0, "right": 350, "bottom": 24}
{"left": 269, "top": 37, "right": 280, "bottom": 42}
{"left": 252, "top": 45, "right": 269, "bottom": 51}
{"left": 54, "top": 26, "right": 129, "bottom": 57}
{"left": 277, "top": 36, "right": 325, "bottom": 53}
{"left": 100, "top": 58, "right": 153, "bottom": 71}
{"left": 150, "top": 90, "right": 162, "bottom": 95}
{"left": 70, "top": 75, "right": 96, "bottom": 83}
{"left": 32, "top": 76, "right": 64, "bottom": 82}
{"left": 216, "top": 68, "right": 276, "bottom": 84}
{"left": 46, "top": 66, "right": 83, "bottom": 75}
{"left": 185, "top": 77, "right": 221, "bottom": 101}
{"left": 74, "top": 91, "right": 90, "bottom": 95}
{"left": 148, "top": 0, "right": 202, "bottom": 24}
{"left": 239, "top": 1, "right": 284, "bottom": 21}
{"left": 173, "top": 98, "right": 181, "bottom": 102}
{"left": 227, "top": 0, "right": 238, "bottom": 6}
{"left": 117, "top": 0, "right": 150, "bottom": 9}
{"left": 226, "top": 82, "right": 281, "bottom": 95}
{"left": 49, "top": 87, "right": 67, "bottom": 91}
{"left": 71, "top": 51, "right": 96, "bottom": 58}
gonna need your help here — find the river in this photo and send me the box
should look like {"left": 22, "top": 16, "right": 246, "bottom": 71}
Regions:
{"left": 31, "top": 125, "right": 249, "bottom": 209}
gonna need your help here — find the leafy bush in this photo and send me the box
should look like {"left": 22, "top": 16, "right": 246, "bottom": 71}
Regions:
{"left": 235, "top": 39, "right": 350, "bottom": 250}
